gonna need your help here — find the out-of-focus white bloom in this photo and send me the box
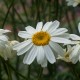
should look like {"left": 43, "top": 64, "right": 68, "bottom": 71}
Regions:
{"left": 0, "top": 29, "right": 10, "bottom": 41}
{"left": 68, "top": 22, "right": 80, "bottom": 63}
{"left": 69, "top": 44, "right": 80, "bottom": 63}
{"left": 57, "top": 45, "right": 78, "bottom": 64}
{"left": 68, "top": 33, "right": 80, "bottom": 63}
{"left": 66, "top": 0, "right": 80, "bottom": 7}
{"left": 13, "top": 20, "right": 71, "bottom": 67}
{"left": 0, "top": 40, "right": 19, "bottom": 60}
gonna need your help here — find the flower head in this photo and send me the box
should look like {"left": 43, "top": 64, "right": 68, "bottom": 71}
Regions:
{"left": 68, "top": 22, "right": 80, "bottom": 63}
{"left": 69, "top": 44, "right": 80, "bottom": 63}
{"left": 66, "top": 0, "right": 80, "bottom": 7}
{"left": 57, "top": 45, "right": 78, "bottom": 64}
{"left": 0, "top": 40, "right": 19, "bottom": 60}
{"left": 13, "top": 20, "right": 71, "bottom": 67}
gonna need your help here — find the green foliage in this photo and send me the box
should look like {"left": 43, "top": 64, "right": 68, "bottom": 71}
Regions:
{"left": 0, "top": 0, "right": 80, "bottom": 80}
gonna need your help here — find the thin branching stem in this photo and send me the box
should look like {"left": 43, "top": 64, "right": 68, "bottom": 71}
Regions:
{"left": 26, "top": 65, "right": 31, "bottom": 80}
{"left": 20, "top": 0, "right": 28, "bottom": 21}
{"left": 2, "top": 0, "right": 14, "bottom": 28}
{"left": 0, "top": 57, "right": 26, "bottom": 79}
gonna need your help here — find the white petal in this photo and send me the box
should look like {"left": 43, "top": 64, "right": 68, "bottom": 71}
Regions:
{"left": 0, "top": 42, "right": 6, "bottom": 49}
{"left": 43, "top": 45, "right": 56, "bottom": 64}
{"left": 51, "top": 28, "right": 68, "bottom": 36}
{"left": 67, "top": 45, "right": 72, "bottom": 52}
{"left": 5, "top": 44, "right": 12, "bottom": 58}
{"left": 13, "top": 39, "right": 32, "bottom": 50}
{"left": 0, "top": 35, "right": 8, "bottom": 41}
{"left": 36, "top": 46, "right": 45, "bottom": 64}
{"left": 25, "top": 26, "right": 36, "bottom": 34}
{"left": 42, "top": 22, "right": 52, "bottom": 31}
{"left": 49, "top": 41, "right": 64, "bottom": 56}
{"left": 73, "top": 2, "right": 78, "bottom": 7}
{"left": 0, "top": 29, "right": 10, "bottom": 35}
{"left": 22, "top": 49, "right": 31, "bottom": 63}
{"left": 0, "top": 29, "right": 5, "bottom": 34}
{"left": 70, "top": 34, "right": 80, "bottom": 40}
{"left": 17, "top": 43, "right": 33, "bottom": 55}
{"left": 69, "top": 44, "right": 80, "bottom": 59}
{"left": 41, "top": 58, "right": 47, "bottom": 67}
{"left": 67, "top": 0, "right": 75, "bottom": 6}
{"left": 56, "top": 33, "right": 70, "bottom": 39}
{"left": 71, "top": 55, "right": 79, "bottom": 64}
{"left": 23, "top": 45, "right": 37, "bottom": 64}
{"left": 71, "top": 47, "right": 80, "bottom": 64}
{"left": 79, "top": 55, "right": 80, "bottom": 62}
{"left": 18, "top": 31, "right": 32, "bottom": 38}
{"left": 47, "top": 20, "right": 60, "bottom": 33}
{"left": 78, "top": 23, "right": 80, "bottom": 33}
{"left": 69, "top": 41, "right": 80, "bottom": 45}
{"left": 36, "top": 22, "right": 43, "bottom": 31}
{"left": 4, "top": 29, "right": 11, "bottom": 33}
{"left": 51, "top": 37, "right": 71, "bottom": 44}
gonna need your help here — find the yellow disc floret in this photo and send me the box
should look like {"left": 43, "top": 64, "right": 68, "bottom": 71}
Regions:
{"left": 32, "top": 31, "right": 51, "bottom": 46}
{"left": 64, "top": 53, "right": 69, "bottom": 59}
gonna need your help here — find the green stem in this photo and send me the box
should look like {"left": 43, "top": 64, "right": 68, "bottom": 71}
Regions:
{"left": 65, "top": 8, "right": 73, "bottom": 33}
{"left": 37, "top": 67, "right": 43, "bottom": 80}
{"left": 26, "top": 65, "right": 31, "bottom": 80}
{"left": 58, "top": 2, "right": 63, "bottom": 21}
{"left": 6, "top": 61, "right": 12, "bottom": 80}
{"left": 8, "top": 63, "right": 26, "bottom": 79}
{"left": 3, "top": 0, "right": 26, "bottom": 26}
{"left": 1, "top": 59, "right": 12, "bottom": 80}
{"left": 71, "top": 8, "right": 79, "bottom": 35}
{"left": 68, "top": 63, "right": 80, "bottom": 80}
{"left": 14, "top": 9, "right": 26, "bottom": 26}
{"left": 11, "top": 1, "right": 17, "bottom": 39}
{"left": 0, "top": 57, "right": 26, "bottom": 79}
{"left": 2, "top": 0, "right": 14, "bottom": 28}
{"left": 54, "top": 0, "right": 59, "bottom": 20}
{"left": 48, "top": 1, "right": 51, "bottom": 21}
{"left": 11, "top": 2, "right": 20, "bottom": 80}
{"left": 20, "top": 0, "right": 28, "bottom": 21}
{"left": 15, "top": 57, "right": 20, "bottom": 80}
{"left": 35, "top": 0, "right": 41, "bottom": 22}
{"left": 0, "top": 59, "right": 2, "bottom": 80}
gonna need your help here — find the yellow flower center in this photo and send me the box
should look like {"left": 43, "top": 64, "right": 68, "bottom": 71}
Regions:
{"left": 32, "top": 31, "right": 51, "bottom": 46}
{"left": 65, "top": 53, "right": 69, "bottom": 58}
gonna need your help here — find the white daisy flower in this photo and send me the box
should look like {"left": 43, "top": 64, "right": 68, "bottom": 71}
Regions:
{"left": 69, "top": 22, "right": 80, "bottom": 63}
{"left": 69, "top": 44, "right": 80, "bottom": 63}
{"left": 0, "top": 29, "right": 10, "bottom": 41}
{"left": 66, "top": 0, "right": 80, "bottom": 7}
{"left": 57, "top": 45, "right": 78, "bottom": 64}
{"left": 13, "top": 20, "right": 71, "bottom": 67}
{"left": 0, "top": 40, "right": 19, "bottom": 60}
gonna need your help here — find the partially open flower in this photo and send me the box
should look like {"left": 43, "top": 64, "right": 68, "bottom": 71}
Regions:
{"left": 57, "top": 45, "right": 73, "bottom": 63}
{"left": 0, "top": 40, "right": 19, "bottom": 60}
{"left": 65, "top": 23, "right": 80, "bottom": 63}
{"left": 57, "top": 44, "right": 80, "bottom": 64}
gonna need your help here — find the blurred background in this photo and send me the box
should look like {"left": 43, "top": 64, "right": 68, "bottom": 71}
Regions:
{"left": 0, "top": 0, "right": 80, "bottom": 80}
